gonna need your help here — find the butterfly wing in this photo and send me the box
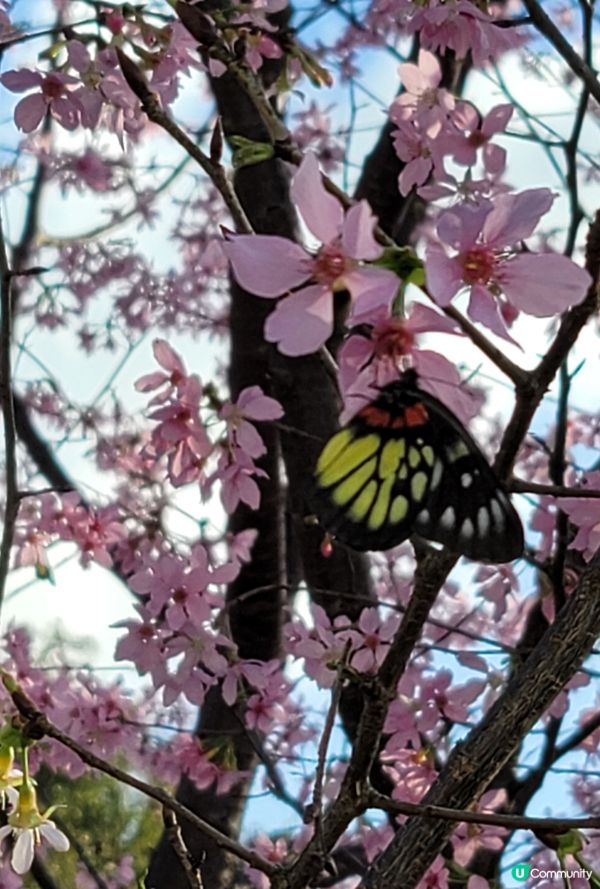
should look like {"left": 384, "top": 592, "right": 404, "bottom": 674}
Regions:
{"left": 311, "top": 379, "right": 442, "bottom": 552}
{"left": 310, "top": 374, "right": 523, "bottom": 563}
{"left": 409, "top": 387, "right": 523, "bottom": 562}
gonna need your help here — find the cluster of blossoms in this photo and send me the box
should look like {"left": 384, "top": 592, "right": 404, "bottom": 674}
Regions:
{"left": 224, "top": 146, "right": 591, "bottom": 363}
{"left": 390, "top": 49, "right": 513, "bottom": 199}
{"left": 15, "top": 493, "right": 127, "bottom": 574}
{"left": 135, "top": 338, "right": 283, "bottom": 508}
{"left": 0, "top": 17, "right": 201, "bottom": 138}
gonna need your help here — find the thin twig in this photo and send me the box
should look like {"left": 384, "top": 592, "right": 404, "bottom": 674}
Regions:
{"left": 115, "top": 49, "right": 253, "bottom": 235}
{"left": 366, "top": 790, "right": 600, "bottom": 833}
{"left": 0, "top": 210, "right": 19, "bottom": 617}
{"left": 521, "top": 0, "right": 600, "bottom": 106}
{"left": 310, "top": 648, "right": 347, "bottom": 844}
{"left": 510, "top": 479, "right": 600, "bottom": 498}
{"left": 163, "top": 808, "right": 204, "bottom": 889}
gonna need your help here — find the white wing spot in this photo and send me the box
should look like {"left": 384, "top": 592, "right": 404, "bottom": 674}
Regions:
{"left": 477, "top": 507, "right": 490, "bottom": 537}
{"left": 440, "top": 506, "right": 455, "bottom": 530}
{"left": 430, "top": 461, "right": 443, "bottom": 491}
{"left": 461, "top": 518, "right": 474, "bottom": 539}
{"left": 490, "top": 499, "right": 505, "bottom": 528}
{"left": 416, "top": 509, "right": 430, "bottom": 525}
{"left": 461, "top": 473, "right": 473, "bottom": 488}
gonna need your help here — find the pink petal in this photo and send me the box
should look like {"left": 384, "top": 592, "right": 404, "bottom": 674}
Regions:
{"left": 481, "top": 103, "right": 513, "bottom": 136}
{"left": 222, "top": 234, "right": 311, "bottom": 297}
{"left": 398, "top": 156, "right": 431, "bottom": 196}
{"left": 499, "top": 253, "right": 591, "bottom": 316}
{"left": 407, "top": 302, "right": 463, "bottom": 336}
{"left": 341, "top": 201, "right": 382, "bottom": 260}
{"left": 14, "top": 94, "right": 46, "bottom": 132}
{"left": 437, "top": 204, "right": 489, "bottom": 251}
{"left": 344, "top": 267, "right": 398, "bottom": 320}
{"left": 482, "top": 189, "right": 553, "bottom": 247}
{"left": 291, "top": 152, "right": 343, "bottom": 244}
{"left": 153, "top": 338, "right": 185, "bottom": 374}
{"left": 482, "top": 143, "right": 506, "bottom": 176}
{"left": 414, "top": 349, "right": 484, "bottom": 424}
{"left": 237, "top": 386, "right": 283, "bottom": 420}
{"left": 1, "top": 69, "right": 43, "bottom": 91}
{"left": 467, "top": 284, "right": 520, "bottom": 344}
{"left": 51, "top": 96, "right": 79, "bottom": 130}
{"left": 264, "top": 285, "right": 333, "bottom": 355}
{"left": 425, "top": 245, "right": 464, "bottom": 306}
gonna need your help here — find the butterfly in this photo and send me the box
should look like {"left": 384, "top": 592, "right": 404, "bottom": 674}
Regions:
{"left": 310, "top": 370, "right": 523, "bottom": 563}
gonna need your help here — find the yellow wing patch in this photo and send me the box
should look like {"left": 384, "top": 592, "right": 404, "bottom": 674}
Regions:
{"left": 368, "top": 476, "right": 395, "bottom": 530}
{"left": 332, "top": 457, "right": 377, "bottom": 506}
{"left": 318, "top": 434, "right": 380, "bottom": 487}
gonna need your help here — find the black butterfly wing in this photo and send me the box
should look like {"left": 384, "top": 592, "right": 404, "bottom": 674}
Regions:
{"left": 310, "top": 373, "right": 523, "bottom": 563}
{"left": 408, "top": 387, "right": 524, "bottom": 563}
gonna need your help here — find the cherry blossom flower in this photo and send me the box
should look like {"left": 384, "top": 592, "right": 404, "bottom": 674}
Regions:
{"left": 426, "top": 190, "right": 592, "bottom": 337}
{"left": 222, "top": 153, "right": 398, "bottom": 355}
{"left": 349, "top": 608, "right": 400, "bottom": 672}
{"left": 284, "top": 605, "right": 358, "bottom": 688}
{"left": 393, "top": 49, "right": 455, "bottom": 130}
{"left": 1, "top": 69, "right": 92, "bottom": 132}
{"left": 335, "top": 308, "right": 483, "bottom": 426}
{"left": 246, "top": 835, "right": 289, "bottom": 889}
{"left": 415, "top": 855, "right": 449, "bottom": 889}
{"left": 406, "top": 1, "right": 522, "bottom": 67}
{"left": 220, "top": 386, "right": 283, "bottom": 459}
{"left": 450, "top": 102, "right": 514, "bottom": 174}
{"left": 0, "top": 783, "right": 69, "bottom": 875}
{"left": 392, "top": 119, "right": 448, "bottom": 196}
{"left": 451, "top": 790, "right": 507, "bottom": 866}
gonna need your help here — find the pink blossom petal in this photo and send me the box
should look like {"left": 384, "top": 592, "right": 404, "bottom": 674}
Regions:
{"left": 467, "top": 285, "right": 519, "bottom": 343}
{"left": 236, "top": 421, "right": 266, "bottom": 458}
{"left": 14, "top": 94, "right": 46, "bottom": 132}
{"left": 341, "top": 201, "right": 382, "bottom": 260}
{"left": 407, "top": 302, "right": 463, "bottom": 336}
{"left": 51, "top": 96, "right": 79, "bottom": 130}
{"left": 344, "top": 267, "right": 398, "bottom": 320}
{"left": 425, "top": 246, "right": 464, "bottom": 306}
{"left": 1, "top": 69, "right": 43, "bottom": 91}
{"left": 481, "top": 103, "right": 513, "bottom": 136}
{"left": 482, "top": 189, "right": 553, "bottom": 247}
{"left": 222, "top": 234, "right": 311, "bottom": 297}
{"left": 482, "top": 143, "right": 506, "bottom": 176}
{"left": 398, "top": 156, "right": 431, "bottom": 196}
{"left": 291, "top": 152, "right": 343, "bottom": 244}
{"left": 413, "top": 349, "right": 484, "bottom": 424}
{"left": 264, "top": 285, "right": 333, "bottom": 355}
{"left": 499, "top": 253, "right": 591, "bottom": 316}
{"left": 437, "top": 204, "right": 489, "bottom": 251}
{"left": 400, "top": 49, "right": 440, "bottom": 93}
{"left": 237, "top": 386, "right": 283, "bottom": 420}
{"left": 153, "top": 338, "right": 186, "bottom": 374}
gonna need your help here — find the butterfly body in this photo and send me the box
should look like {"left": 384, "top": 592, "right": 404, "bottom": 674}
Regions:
{"left": 311, "top": 371, "right": 523, "bottom": 563}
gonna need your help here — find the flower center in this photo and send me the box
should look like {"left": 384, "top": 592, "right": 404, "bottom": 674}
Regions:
{"left": 460, "top": 247, "right": 496, "bottom": 285}
{"left": 42, "top": 75, "right": 66, "bottom": 101}
{"left": 314, "top": 243, "right": 349, "bottom": 288}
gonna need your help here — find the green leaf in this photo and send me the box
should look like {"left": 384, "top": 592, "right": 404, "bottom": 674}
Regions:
{"left": 229, "top": 136, "right": 275, "bottom": 169}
